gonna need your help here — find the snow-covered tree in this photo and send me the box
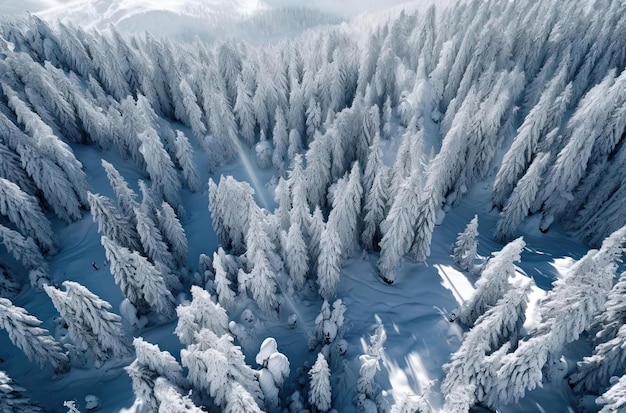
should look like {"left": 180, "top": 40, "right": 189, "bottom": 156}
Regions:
{"left": 272, "top": 107, "right": 289, "bottom": 173}
{"left": 598, "top": 375, "right": 626, "bottom": 413}
{"left": 256, "top": 337, "right": 290, "bottom": 411}
{"left": 378, "top": 171, "right": 422, "bottom": 283}
{"left": 156, "top": 201, "right": 188, "bottom": 267}
{"left": 137, "top": 122, "right": 182, "bottom": 208}
{"left": 174, "top": 130, "right": 201, "bottom": 192}
{"left": 208, "top": 176, "right": 255, "bottom": 254}
{"left": 101, "top": 236, "right": 176, "bottom": 319}
{"left": 442, "top": 280, "right": 531, "bottom": 408}
{"left": 593, "top": 270, "right": 626, "bottom": 345}
{"left": 0, "top": 224, "right": 49, "bottom": 287}
{"left": 494, "top": 152, "right": 550, "bottom": 242}
{"left": 492, "top": 226, "right": 626, "bottom": 405}
{"left": 285, "top": 218, "right": 309, "bottom": 290}
{"left": 175, "top": 286, "right": 229, "bottom": 345}
{"left": 317, "top": 225, "right": 343, "bottom": 300}
{"left": 44, "top": 281, "right": 131, "bottom": 366}
{"left": 234, "top": 74, "right": 257, "bottom": 147}
{"left": 309, "top": 206, "right": 326, "bottom": 271}
{"left": 0, "top": 297, "right": 69, "bottom": 373}
{"left": 178, "top": 79, "right": 206, "bottom": 140}
{"left": 327, "top": 163, "right": 363, "bottom": 258}
{"left": 571, "top": 324, "right": 626, "bottom": 394}
{"left": 101, "top": 160, "right": 139, "bottom": 220}
{"left": 134, "top": 207, "right": 179, "bottom": 286}
{"left": 126, "top": 337, "right": 186, "bottom": 412}
{"left": 88, "top": 191, "right": 141, "bottom": 252}
{"left": 243, "top": 250, "right": 279, "bottom": 316}
{"left": 356, "top": 317, "right": 387, "bottom": 404}
{"left": 154, "top": 377, "right": 203, "bottom": 413}
{"left": 452, "top": 215, "right": 479, "bottom": 273}
{"left": 213, "top": 248, "right": 236, "bottom": 311}
{"left": 309, "top": 352, "right": 331, "bottom": 412}
{"left": 0, "top": 371, "right": 44, "bottom": 413}
{"left": 182, "top": 329, "right": 263, "bottom": 409}
{"left": 361, "top": 134, "right": 389, "bottom": 251}
{"left": 0, "top": 177, "right": 55, "bottom": 252}
{"left": 458, "top": 237, "right": 525, "bottom": 326}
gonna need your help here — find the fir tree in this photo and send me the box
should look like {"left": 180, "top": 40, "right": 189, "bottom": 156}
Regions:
{"left": 317, "top": 225, "right": 343, "bottom": 300}
{"left": 0, "top": 177, "right": 55, "bottom": 252}
{"left": 88, "top": 192, "right": 141, "bottom": 252}
{"left": 452, "top": 215, "right": 479, "bottom": 273}
{"left": 361, "top": 134, "right": 389, "bottom": 251}
{"left": 458, "top": 237, "right": 525, "bottom": 326}
{"left": 44, "top": 281, "right": 131, "bottom": 366}
{"left": 101, "top": 236, "right": 176, "bottom": 319}
{"left": 175, "top": 286, "right": 229, "bottom": 345}
{"left": 309, "top": 352, "right": 331, "bottom": 412}
{"left": 598, "top": 375, "right": 626, "bottom": 413}
{"left": 154, "top": 378, "right": 203, "bottom": 413}
{"left": 156, "top": 201, "right": 188, "bottom": 267}
{"left": 174, "top": 130, "right": 201, "bottom": 193}
{"left": 378, "top": 171, "right": 422, "bottom": 283}
{"left": 0, "top": 371, "right": 45, "bottom": 413}
{"left": 126, "top": 337, "right": 186, "bottom": 412}
{"left": 0, "top": 297, "right": 69, "bottom": 373}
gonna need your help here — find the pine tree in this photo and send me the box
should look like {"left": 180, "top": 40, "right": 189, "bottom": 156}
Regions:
{"left": 0, "top": 224, "right": 49, "bottom": 287}
{"left": 286, "top": 219, "right": 309, "bottom": 291}
{"left": 126, "top": 337, "right": 186, "bottom": 412}
{"left": 233, "top": 74, "right": 257, "bottom": 147}
{"left": 361, "top": 134, "right": 389, "bottom": 251}
{"left": 0, "top": 177, "right": 55, "bottom": 252}
{"left": 571, "top": 324, "right": 626, "bottom": 393}
{"left": 174, "top": 130, "right": 201, "bottom": 193}
{"left": 442, "top": 280, "right": 531, "bottom": 408}
{"left": 458, "top": 237, "right": 525, "bottom": 326}
{"left": 309, "top": 353, "right": 331, "bottom": 412}
{"left": 178, "top": 79, "right": 206, "bottom": 140}
{"left": 101, "top": 160, "right": 140, "bottom": 221}
{"left": 134, "top": 207, "right": 179, "bottom": 289}
{"left": 0, "top": 297, "right": 69, "bottom": 373}
{"left": 492, "top": 226, "right": 626, "bottom": 405}
{"left": 182, "top": 329, "right": 263, "bottom": 409}
{"left": 0, "top": 371, "right": 45, "bottom": 413}
{"left": 317, "top": 225, "right": 343, "bottom": 300}
{"left": 175, "top": 286, "right": 229, "bottom": 345}
{"left": 452, "top": 215, "right": 479, "bottom": 273}
{"left": 494, "top": 152, "right": 550, "bottom": 242}
{"left": 101, "top": 236, "right": 176, "bottom": 319}
{"left": 208, "top": 176, "right": 255, "bottom": 254}
{"left": 272, "top": 107, "right": 289, "bottom": 173}
{"left": 156, "top": 201, "right": 188, "bottom": 267}
{"left": 44, "top": 281, "right": 131, "bottom": 366}
{"left": 136, "top": 109, "right": 182, "bottom": 208}
{"left": 154, "top": 378, "right": 203, "bottom": 413}
{"left": 88, "top": 192, "right": 141, "bottom": 251}
{"left": 378, "top": 171, "right": 422, "bottom": 283}
{"left": 593, "top": 270, "right": 626, "bottom": 345}
{"left": 327, "top": 162, "right": 363, "bottom": 258}
{"left": 309, "top": 206, "right": 326, "bottom": 272}
{"left": 213, "top": 249, "right": 236, "bottom": 311}
{"left": 246, "top": 250, "right": 279, "bottom": 316}
{"left": 598, "top": 375, "right": 626, "bottom": 413}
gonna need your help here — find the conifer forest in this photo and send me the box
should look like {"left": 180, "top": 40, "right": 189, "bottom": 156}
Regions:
{"left": 1, "top": 0, "right": 626, "bottom": 412}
